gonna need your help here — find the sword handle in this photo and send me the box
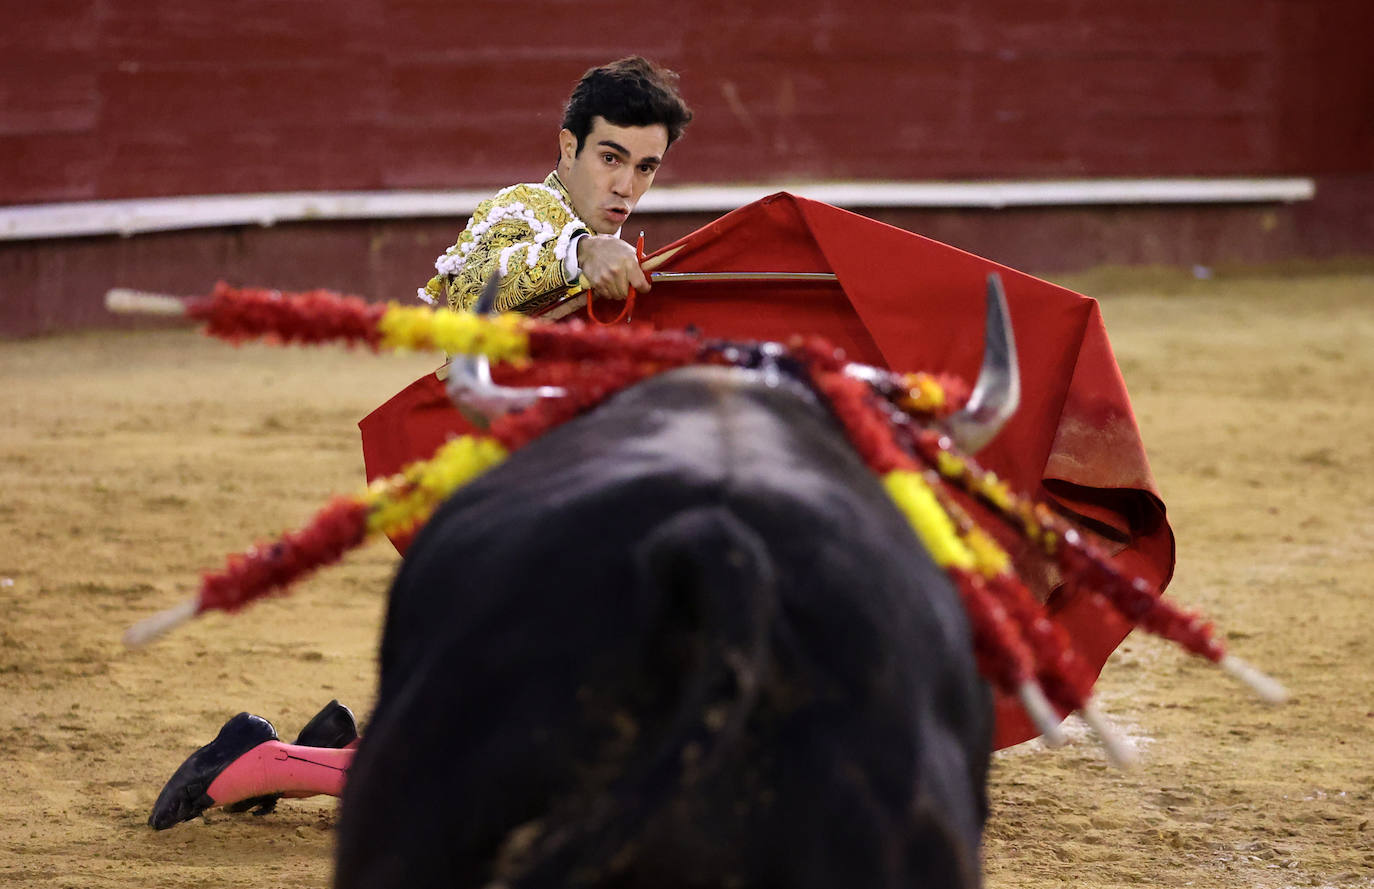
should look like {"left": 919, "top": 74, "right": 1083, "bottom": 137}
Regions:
{"left": 586, "top": 231, "right": 644, "bottom": 327}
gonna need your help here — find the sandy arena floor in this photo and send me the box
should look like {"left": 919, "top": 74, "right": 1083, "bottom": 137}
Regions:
{"left": 1, "top": 265, "right": 1370, "bottom": 888}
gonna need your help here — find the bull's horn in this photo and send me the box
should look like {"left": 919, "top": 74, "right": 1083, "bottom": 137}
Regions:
{"left": 472, "top": 269, "right": 501, "bottom": 315}
{"left": 946, "top": 273, "right": 1021, "bottom": 453}
{"left": 445, "top": 273, "right": 565, "bottom": 425}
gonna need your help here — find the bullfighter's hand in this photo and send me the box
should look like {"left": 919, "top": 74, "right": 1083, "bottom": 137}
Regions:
{"left": 578, "top": 235, "right": 651, "bottom": 300}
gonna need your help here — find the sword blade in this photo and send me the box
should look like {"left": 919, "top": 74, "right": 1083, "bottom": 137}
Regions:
{"left": 648, "top": 271, "right": 837, "bottom": 283}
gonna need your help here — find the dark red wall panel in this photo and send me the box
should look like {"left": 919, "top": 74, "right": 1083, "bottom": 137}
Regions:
{"left": 3, "top": 0, "right": 1371, "bottom": 204}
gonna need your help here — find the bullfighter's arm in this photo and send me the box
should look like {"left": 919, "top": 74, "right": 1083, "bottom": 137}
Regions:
{"left": 422, "top": 217, "right": 589, "bottom": 315}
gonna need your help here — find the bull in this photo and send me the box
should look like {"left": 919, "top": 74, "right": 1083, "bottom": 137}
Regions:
{"left": 334, "top": 361, "right": 994, "bottom": 889}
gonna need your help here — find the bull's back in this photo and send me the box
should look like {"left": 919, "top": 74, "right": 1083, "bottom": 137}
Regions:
{"left": 336, "top": 367, "right": 992, "bottom": 889}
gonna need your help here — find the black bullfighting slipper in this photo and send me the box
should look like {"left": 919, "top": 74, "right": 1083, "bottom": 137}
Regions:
{"left": 295, "top": 699, "right": 359, "bottom": 749}
{"left": 223, "top": 699, "right": 359, "bottom": 816}
{"left": 148, "top": 712, "right": 277, "bottom": 829}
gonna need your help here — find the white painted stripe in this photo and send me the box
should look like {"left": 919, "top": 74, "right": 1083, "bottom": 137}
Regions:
{"left": 0, "top": 178, "right": 1316, "bottom": 241}
{"left": 638, "top": 178, "right": 1317, "bottom": 211}
{"left": 0, "top": 190, "right": 501, "bottom": 241}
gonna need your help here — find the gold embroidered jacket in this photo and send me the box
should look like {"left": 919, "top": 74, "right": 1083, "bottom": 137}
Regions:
{"left": 421, "top": 172, "right": 589, "bottom": 315}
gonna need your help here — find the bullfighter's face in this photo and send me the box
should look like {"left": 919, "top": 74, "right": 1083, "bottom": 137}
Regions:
{"left": 557, "top": 116, "right": 669, "bottom": 235}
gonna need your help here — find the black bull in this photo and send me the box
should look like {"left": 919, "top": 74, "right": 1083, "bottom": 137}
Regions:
{"left": 336, "top": 365, "right": 994, "bottom": 889}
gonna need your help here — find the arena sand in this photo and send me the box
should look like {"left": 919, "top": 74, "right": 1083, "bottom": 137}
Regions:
{"left": 0, "top": 265, "right": 1370, "bottom": 888}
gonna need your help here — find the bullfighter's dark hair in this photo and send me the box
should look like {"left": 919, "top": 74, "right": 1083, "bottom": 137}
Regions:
{"left": 561, "top": 56, "right": 693, "bottom": 153}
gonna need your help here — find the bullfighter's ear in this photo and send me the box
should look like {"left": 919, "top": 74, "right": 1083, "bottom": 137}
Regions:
{"left": 904, "top": 795, "right": 983, "bottom": 889}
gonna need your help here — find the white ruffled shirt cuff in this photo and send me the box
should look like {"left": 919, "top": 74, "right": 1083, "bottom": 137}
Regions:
{"left": 564, "top": 233, "right": 588, "bottom": 281}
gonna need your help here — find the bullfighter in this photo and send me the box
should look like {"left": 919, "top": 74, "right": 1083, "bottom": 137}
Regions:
{"left": 148, "top": 56, "right": 694, "bottom": 830}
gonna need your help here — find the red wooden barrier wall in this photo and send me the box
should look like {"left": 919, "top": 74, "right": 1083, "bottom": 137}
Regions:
{"left": 3, "top": 0, "right": 1370, "bottom": 204}
{"left": 3, "top": 1, "right": 1371, "bottom": 337}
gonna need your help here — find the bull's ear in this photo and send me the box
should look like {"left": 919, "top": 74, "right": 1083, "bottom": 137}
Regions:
{"left": 626, "top": 506, "right": 779, "bottom": 800}
{"left": 635, "top": 507, "right": 777, "bottom": 688}
{"left": 903, "top": 796, "right": 983, "bottom": 889}
{"left": 476, "top": 511, "right": 781, "bottom": 889}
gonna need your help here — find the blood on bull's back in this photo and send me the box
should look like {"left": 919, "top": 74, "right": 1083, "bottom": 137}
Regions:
{"left": 335, "top": 366, "right": 993, "bottom": 889}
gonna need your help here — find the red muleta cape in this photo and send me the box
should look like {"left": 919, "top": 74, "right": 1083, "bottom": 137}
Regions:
{"left": 359, "top": 193, "right": 1175, "bottom": 750}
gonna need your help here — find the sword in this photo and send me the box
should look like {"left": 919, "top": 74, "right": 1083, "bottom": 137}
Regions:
{"left": 650, "top": 271, "right": 837, "bottom": 284}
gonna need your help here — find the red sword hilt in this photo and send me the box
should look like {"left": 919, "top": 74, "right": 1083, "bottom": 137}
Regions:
{"left": 587, "top": 231, "right": 645, "bottom": 326}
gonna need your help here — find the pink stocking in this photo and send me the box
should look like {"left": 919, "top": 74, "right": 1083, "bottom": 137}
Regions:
{"left": 207, "top": 741, "right": 354, "bottom": 806}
